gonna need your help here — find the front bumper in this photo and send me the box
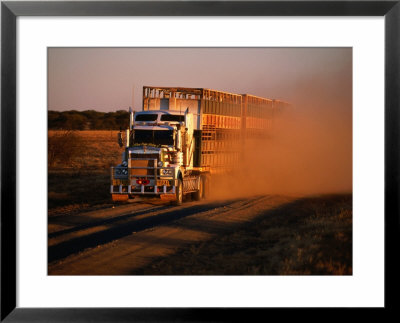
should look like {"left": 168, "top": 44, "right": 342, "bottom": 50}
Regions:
{"left": 110, "top": 166, "right": 177, "bottom": 196}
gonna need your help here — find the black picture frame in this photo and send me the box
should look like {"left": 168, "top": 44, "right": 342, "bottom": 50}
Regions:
{"left": 1, "top": 1, "right": 399, "bottom": 321}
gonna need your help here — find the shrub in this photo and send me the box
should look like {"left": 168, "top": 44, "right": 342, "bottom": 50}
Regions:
{"left": 48, "top": 131, "right": 83, "bottom": 167}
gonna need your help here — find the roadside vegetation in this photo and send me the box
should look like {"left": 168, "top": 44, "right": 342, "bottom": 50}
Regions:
{"left": 48, "top": 130, "right": 124, "bottom": 215}
{"left": 48, "top": 110, "right": 129, "bottom": 130}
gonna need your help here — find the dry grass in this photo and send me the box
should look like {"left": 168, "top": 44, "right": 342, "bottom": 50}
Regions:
{"left": 48, "top": 131, "right": 124, "bottom": 214}
{"left": 48, "top": 130, "right": 124, "bottom": 169}
{"left": 132, "top": 194, "right": 352, "bottom": 275}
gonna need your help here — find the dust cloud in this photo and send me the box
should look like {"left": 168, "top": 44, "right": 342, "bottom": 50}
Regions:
{"left": 210, "top": 79, "right": 352, "bottom": 199}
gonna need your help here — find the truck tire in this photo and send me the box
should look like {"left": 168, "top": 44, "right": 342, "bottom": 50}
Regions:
{"left": 203, "top": 175, "right": 210, "bottom": 199}
{"left": 192, "top": 176, "right": 203, "bottom": 201}
{"left": 173, "top": 178, "right": 183, "bottom": 206}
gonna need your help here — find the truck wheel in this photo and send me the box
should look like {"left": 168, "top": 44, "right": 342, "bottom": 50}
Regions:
{"left": 203, "top": 175, "right": 210, "bottom": 199}
{"left": 173, "top": 179, "right": 183, "bottom": 206}
{"left": 192, "top": 176, "right": 203, "bottom": 201}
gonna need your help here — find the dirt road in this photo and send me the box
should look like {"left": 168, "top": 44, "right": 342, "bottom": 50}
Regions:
{"left": 48, "top": 195, "right": 297, "bottom": 275}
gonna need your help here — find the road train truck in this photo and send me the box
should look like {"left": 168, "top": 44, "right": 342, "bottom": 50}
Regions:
{"left": 111, "top": 86, "right": 288, "bottom": 204}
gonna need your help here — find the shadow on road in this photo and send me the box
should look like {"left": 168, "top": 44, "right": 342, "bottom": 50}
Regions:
{"left": 48, "top": 198, "right": 250, "bottom": 263}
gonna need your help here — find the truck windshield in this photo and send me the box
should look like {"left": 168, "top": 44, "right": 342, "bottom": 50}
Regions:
{"left": 160, "top": 114, "right": 184, "bottom": 122}
{"left": 134, "top": 130, "right": 174, "bottom": 146}
{"left": 135, "top": 114, "right": 158, "bottom": 121}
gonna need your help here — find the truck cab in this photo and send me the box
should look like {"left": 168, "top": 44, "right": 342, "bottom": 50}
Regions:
{"left": 111, "top": 110, "right": 203, "bottom": 204}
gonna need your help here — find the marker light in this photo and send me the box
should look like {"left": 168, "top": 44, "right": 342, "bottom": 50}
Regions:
{"left": 136, "top": 179, "right": 150, "bottom": 185}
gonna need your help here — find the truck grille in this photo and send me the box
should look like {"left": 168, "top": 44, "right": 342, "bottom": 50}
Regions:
{"left": 129, "top": 153, "right": 159, "bottom": 161}
{"left": 130, "top": 159, "right": 157, "bottom": 176}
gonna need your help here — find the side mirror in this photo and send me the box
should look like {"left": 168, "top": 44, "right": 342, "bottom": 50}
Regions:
{"left": 117, "top": 132, "right": 123, "bottom": 147}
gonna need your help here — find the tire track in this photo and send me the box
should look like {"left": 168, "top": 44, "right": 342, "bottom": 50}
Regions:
{"left": 48, "top": 198, "right": 254, "bottom": 263}
{"left": 48, "top": 204, "right": 167, "bottom": 239}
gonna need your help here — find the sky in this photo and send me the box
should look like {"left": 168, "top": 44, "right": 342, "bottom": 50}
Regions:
{"left": 48, "top": 47, "right": 351, "bottom": 114}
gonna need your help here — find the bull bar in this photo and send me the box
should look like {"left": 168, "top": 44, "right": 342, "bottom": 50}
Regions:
{"left": 110, "top": 164, "right": 177, "bottom": 196}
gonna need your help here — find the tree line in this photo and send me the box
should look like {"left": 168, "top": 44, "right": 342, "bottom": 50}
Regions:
{"left": 48, "top": 110, "right": 130, "bottom": 130}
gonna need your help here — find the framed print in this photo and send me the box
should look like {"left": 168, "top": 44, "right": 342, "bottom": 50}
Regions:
{"left": 1, "top": 0, "right": 399, "bottom": 321}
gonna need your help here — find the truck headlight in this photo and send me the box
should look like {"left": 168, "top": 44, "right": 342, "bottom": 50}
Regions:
{"left": 115, "top": 167, "right": 128, "bottom": 177}
{"left": 158, "top": 161, "right": 163, "bottom": 167}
